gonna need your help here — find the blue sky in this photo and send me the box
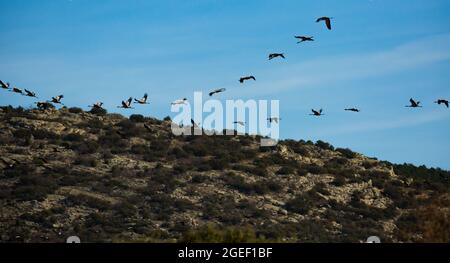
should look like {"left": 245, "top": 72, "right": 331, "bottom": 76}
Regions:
{"left": 1, "top": 0, "right": 449, "bottom": 169}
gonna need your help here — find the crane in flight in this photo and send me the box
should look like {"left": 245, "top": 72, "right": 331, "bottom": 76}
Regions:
{"left": 89, "top": 102, "right": 104, "bottom": 109}
{"left": 118, "top": 97, "right": 133, "bottom": 109}
{"left": 50, "top": 95, "right": 64, "bottom": 104}
{"left": 316, "top": 17, "right": 333, "bottom": 30}
{"left": 11, "top": 87, "right": 23, "bottom": 95}
{"left": 171, "top": 98, "right": 188, "bottom": 105}
{"left": 269, "top": 53, "right": 285, "bottom": 60}
{"left": 295, "top": 36, "right": 314, "bottom": 43}
{"left": 310, "top": 109, "right": 324, "bottom": 116}
{"left": 209, "top": 88, "right": 226, "bottom": 97}
{"left": 345, "top": 108, "right": 360, "bottom": 112}
{"left": 134, "top": 93, "right": 149, "bottom": 104}
{"left": 434, "top": 99, "right": 449, "bottom": 108}
{"left": 233, "top": 121, "right": 245, "bottom": 126}
{"left": 239, "top": 76, "right": 256, "bottom": 83}
{"left": 0, "top": 80, "right": 10, "bottom": 90}
{"left": 405, "top": 98, "right": 422, "bottom": 108}
{"left": 267, "top": 117, "right": 281, "bottom": 123}
{"left": 24, "top": 89, "right": 37, "bottom": 98}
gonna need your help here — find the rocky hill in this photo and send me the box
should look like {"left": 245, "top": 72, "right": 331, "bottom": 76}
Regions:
{"left": 0, "top": 105, "right": 448, "bottom": 243}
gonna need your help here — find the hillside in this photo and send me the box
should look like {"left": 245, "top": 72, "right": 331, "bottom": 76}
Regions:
{"left": 0, "top": 105, "right": 449, "bottom": 243}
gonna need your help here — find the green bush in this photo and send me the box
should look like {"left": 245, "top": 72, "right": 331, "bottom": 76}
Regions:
{"left": 336, "top": 148, "right": 357, "bottom": 159}
{"left": 180, "top": 224, "right": 270, "bottom": 243}
{"left": 285, "top": 194, "right": 313, "bottom": 214}
{"left": 315, "top": 140, "right": 334, "bottom": 151}
{"left": 74, "top": 155, "right": 98, "bottom": 167}
{"left": 89, "top": 107, "right": 107, "bottom": 116}
{"left": 129, "top": 114, "right": 145, "bottom": 123}
{"left": 278, "top": 166, "right": 296, "bottom": 175}
{"left": 68, "top": 107, "right": 83, "bottom": 114}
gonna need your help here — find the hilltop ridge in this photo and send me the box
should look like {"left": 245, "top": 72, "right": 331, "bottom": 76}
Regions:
{"left": 0, "top": 105, "right": 448, "bottom": 243}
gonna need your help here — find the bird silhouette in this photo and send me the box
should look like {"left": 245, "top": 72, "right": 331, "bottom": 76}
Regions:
{"left": 0, "top": 80, "right": 10, "bottom": 90}
{"left": 268, "top": 53, "right": 285, "bottom": 60}
{"left": 345, "top": 108, "right": 360, "bottom": 112}
{"left": 89, "top": 102, "right": 104, "bottom": 109}
{"left": 239, "top": 76, "right": 256, "bottom": 83}
{"left": 310, "top": 109, "right": 324, "bottom": 116}
{"left": 295, "top": 36, "right": 314, "bottom": 43}
{"left": 316, "top": 17, "right": 333, "bottom": 30}
{"left": 134, "top": 93, "right": 149, "bottom": 104}
{"left": 24, "top": 89, "right": 37, "bottom": 98}
{"left": 434, "top": 99, "right": 449, "bottom": 108}
{"left": 118, "top": 97, "right": 133, "bottom": 109}
{"left": 50, "top": 95, "right": 64, "bottom": 104}
{"left": 406, "top": 98, "right": 422, "bottom": 108}
{"left": 209, "top": 88, "right": 226, "bottom": 97}
{"left": 233, "top": 121, "right": 245, "bottom": 126}
{"left": 171, "top": 98, "right": 188, "bottom": 105}
{"left": 11, "top": 87, "right": 23, "bottom": 94}
{"left": 267, "top": 117, "right": 281, "bottom": 123}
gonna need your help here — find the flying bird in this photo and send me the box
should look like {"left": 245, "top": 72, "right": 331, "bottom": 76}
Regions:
{"left": 239, "top": 76, "right": 256, "bottom": 83}
{"left": 171, "top": 98, "right": 188, "bottom": 105}
{"left": 233, "top": 121, "right": 245, "bottom": 126}
{"left": 89, "top": 102, "right": 104, "bottom": 109}
{"left": 24, "top": 89, "right": 37, "bottom": 98}
{"left": 316, "top": 17, "right": 333, "bottom": 30}
{"left": 11, "top": 87, "right": 23, "bottom": 94}
{"left": 51, "top": 95, "right": 64, "bottom": 104}
{"left": 405, "top": 98, "right": 422, "bottom": 108}
{"left": 268, "top": 53, "right": 285, "bottom": 60}
{"left": 118, "top": 97, "right": 133, "bottom": 109}
{"left": 345, "top": 108, "right": 360, "bottom": 112}
{"left": 434, "top": 99, "right": 449, "bottom": 108}
{"left": 267, "top": 117, "right": 281, "bottom": 123}
{"left": 209, "top": 88, "right": 226, "bottom": 97}
{"left": 310, "top": 109, "right": 324, "bottom": 116}
{"left": 295, "top": 36, "right": 314, "bottom": 43}
{"left": 134, "top": 93, "right": 149, "bottom": 104}
{"left": 0, "top": 80, "right": 10, "bottom": 90}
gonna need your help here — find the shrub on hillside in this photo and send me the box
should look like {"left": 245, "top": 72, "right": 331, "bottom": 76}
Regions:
{"left": 315, "top": 140, "right": 334, "bottom": 151}
{"left": 68, "top": 107, "right": 83, "bottom": 114}
{"left": 129, "top": 114, "right": 145, "bottom": 123}
{"left": 336, "top": 148, "right": 357, "bottom": 159}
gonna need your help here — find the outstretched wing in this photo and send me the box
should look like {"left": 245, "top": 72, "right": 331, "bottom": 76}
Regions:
{"left": 325, "top": 18, "right": 332, "bottom": 30}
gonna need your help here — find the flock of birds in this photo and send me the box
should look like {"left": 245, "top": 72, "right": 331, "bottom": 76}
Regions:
{"left": 1, "top": 16, "right": 449, "bottom": 129}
